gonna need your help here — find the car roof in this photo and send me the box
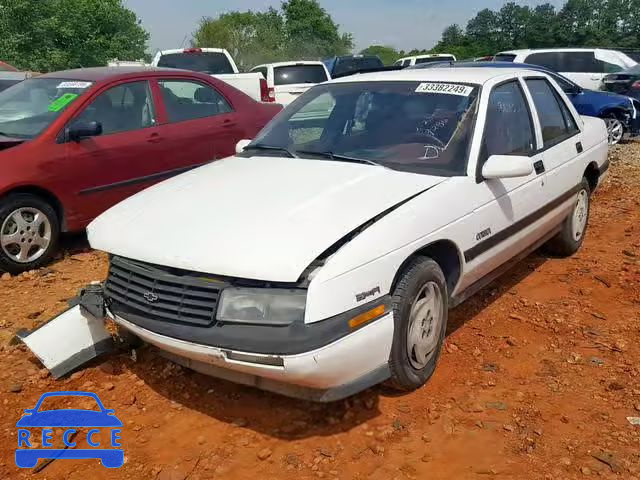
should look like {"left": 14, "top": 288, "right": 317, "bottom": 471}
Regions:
{"left": 37, "top": 66, "right": 196, "bottom": 82}
{"left": 497, "top": 48, "right": 618, "bottom": 55}
{"left": 253, "top": 61, "right": 326, "bottom": 69}
{"left": 329, "top": 67, "right": 536, "bottom": 85}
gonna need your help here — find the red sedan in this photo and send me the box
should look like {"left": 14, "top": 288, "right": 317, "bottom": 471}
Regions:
{"left": 0, "top": 67, "right": 282, "bottom": 273}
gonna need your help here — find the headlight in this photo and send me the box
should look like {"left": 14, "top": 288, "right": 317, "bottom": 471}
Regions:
{"left": 218, "top": 288, "right": 306, "bottom": 325}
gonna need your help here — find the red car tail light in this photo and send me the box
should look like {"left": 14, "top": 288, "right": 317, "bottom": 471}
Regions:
{"left": 260, "top": 78, "right": 276, "bottom": 102}
{"left": 632, "top": 80, "right": 640, "bottom": 90}
{"left": 183, "top": 48, "right": 202, "bottom": 54}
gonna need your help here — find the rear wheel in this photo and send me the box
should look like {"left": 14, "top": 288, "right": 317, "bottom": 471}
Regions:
{"left": 605, "top": 114, "right": 625, "bottom": 145}
{"left": 388, "top": 257, "right": 448, "bottom": 391}
{"left": 0, "top": 194, "right": 60, "bottom": 274}
{"left": 545, "top": 178, "right": 591, "bottom": 257}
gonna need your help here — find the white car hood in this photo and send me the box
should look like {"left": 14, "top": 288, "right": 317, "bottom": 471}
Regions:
{"left": 88, "top": 156, "right": 445, "bottom": 282}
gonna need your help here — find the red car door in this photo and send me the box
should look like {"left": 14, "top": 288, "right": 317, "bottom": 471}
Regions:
{"left": 61, "top": 79, "right": 170, "bottom": 224}
{"left": 155, "top": 77, "right": 245, "bottom": 170}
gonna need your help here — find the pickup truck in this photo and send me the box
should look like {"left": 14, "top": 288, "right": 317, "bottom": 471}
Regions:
{"left": 151, "top": 48, "right": 270, "bottom": 103}
{"left": 71, "top": 67, "right": 608, "bottom": 402}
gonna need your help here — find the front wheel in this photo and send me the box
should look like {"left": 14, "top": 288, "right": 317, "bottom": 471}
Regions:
{"left": 545, "top": 178, "right": 591, "bottom": 257}
{"left": 605, "top": 114, "right": 625, "bottom": 145}
{"left": 0, "top": 194, "right": 60, "bottom": 274}
{"left": 388, "top": 257, "right": 448, "bottom": 391}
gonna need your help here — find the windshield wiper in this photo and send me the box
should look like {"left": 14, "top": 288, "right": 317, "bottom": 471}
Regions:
{"left": 296, "top": 150, "right": 381, "bottom": 166}
{"left": 242, "top": 143, "right": 298, "bottom": 158}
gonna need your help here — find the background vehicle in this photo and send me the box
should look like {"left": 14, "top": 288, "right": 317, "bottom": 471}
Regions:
{"left": 394, "top": 54, "right": 456, "bottom": 67}
{"left": 250, "top": 61, "right": 330, "bottom": 105}
{"left": 493, "top": 48, "right": 637, "bottom": 89}
{"left": 0, "top": 66, "right": 282, "bottom": 273}
{"left": 323, "top": 55, "right": 384, "bottom": 78}
{"left": 151, "top": 48, "right": 271, "bottom": 103}
{"left": 0, "top": 60, "right": 18, "bottom": 72}
{"left": 410, "top": 60, "right": 640, "bottom": 145}
{"left": 601, "top": 64, "right": 640, "bottom": 101}
{"left": 0, "top": 71, "right": 30, "bottom": 92}
{"left": 85, "top": 67, "right": 608, "bottom": 401}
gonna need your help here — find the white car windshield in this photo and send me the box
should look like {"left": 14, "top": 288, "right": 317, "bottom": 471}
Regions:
{"left": 0, "top": 78, "right": 93, "bottom": 139}
{"left": 247, "top": 81, "right": 480, "bottom": 176}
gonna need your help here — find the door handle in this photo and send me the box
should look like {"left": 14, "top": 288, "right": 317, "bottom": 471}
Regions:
{"left": 576, "top": 141, "right": 583, "bottom": 154}
{"left": 533, "top": 160, "right": 545, "bottom": 175}
{"left": 222, "top": 120, "right": 237, "bottom": 128}
{"left": 147, "top": 133, "right": 162, "bottom": 144}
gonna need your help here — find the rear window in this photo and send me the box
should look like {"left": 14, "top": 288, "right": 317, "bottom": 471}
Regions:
{"left": 157, "top": 52, "right": 235, "bottom": 75}
{"left": 493, "top": 54, "right": 516, "bottom": 62}
{"left": 333, "top": 56, "right": 384, "bottom": 76}
{"left": 274, "top": 65, "right": 328, "bottom": 85}
{"left": 0, "top": 80, "right": 20, "bottom": 92}
{"left": 415, "top": 56, "right": 455, "bottom": 64}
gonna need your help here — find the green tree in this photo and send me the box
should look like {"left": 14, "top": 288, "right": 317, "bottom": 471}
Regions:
{"left": 359, "top": 45, "right": 400, "bottom": 65}
{"left": 281, "top": 0, "right": 353, "bottom": 58}
{"left": 0, "top": 0, "right": 148, "bottom": 72}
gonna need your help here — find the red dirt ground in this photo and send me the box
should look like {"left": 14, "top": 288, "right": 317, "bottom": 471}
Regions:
{"left": 0, "top": 142, "right": 638, "bottom": 480}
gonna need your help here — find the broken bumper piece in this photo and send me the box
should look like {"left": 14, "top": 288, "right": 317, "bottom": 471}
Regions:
{"left": 17, "top": 284, "right": 115, "bottom": 379}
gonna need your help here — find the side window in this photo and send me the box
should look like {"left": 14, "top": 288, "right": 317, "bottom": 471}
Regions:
{"left": 525, "top": 78, "right": 578, "bottom": 147}
{"left": 563, "top": 52, "right": 599, "bottom": 73}
{"left": 158, "top": 80, "right": 232, "bottom": 123}
{"left": 594, "top": 59, "right": 623, "bottom": 74}
{"left": 71, "top": 81, "right": 156, "bottom": 135}
{"left": 525, "top": 52, "right": 562, "bottom": 71}
{"left": 403, "top": 59, "right": 411, "bottom": 67}
{"left": 482, "top": 81, "right": 535, "bottom": 159}
{"left": 253, "top": 67, "right": 268, "bottom": 80}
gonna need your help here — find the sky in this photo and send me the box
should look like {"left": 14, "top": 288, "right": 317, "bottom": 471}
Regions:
{"left": 124, "top": 0, "right": 566, "bottom": 55}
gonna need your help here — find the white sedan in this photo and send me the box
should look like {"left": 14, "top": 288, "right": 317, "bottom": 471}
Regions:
{"left": 85, "top": 68, "right": 609, "bottom": 401}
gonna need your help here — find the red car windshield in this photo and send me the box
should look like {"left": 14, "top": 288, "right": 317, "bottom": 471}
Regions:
{"left": 0, "top": 78, "right": 93, "bottom": 139}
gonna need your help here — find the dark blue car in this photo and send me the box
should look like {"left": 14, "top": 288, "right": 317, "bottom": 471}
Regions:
{"left": 15, "top": 391, "right": 123, "bottom": 468}
{"left": 409, "top": 60, "right": 640, "bottom": 145}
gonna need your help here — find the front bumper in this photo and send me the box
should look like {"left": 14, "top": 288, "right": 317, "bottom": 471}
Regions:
{"left": 111, "top": 311, "right": 393, "bottom": 402}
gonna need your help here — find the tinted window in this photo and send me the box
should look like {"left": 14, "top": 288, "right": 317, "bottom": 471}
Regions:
{"left": 526, "top": 78, "right": 578, "bottom": 147}
{"left": 416, "top": 56, "right": 455, "bottom": 64}
{"left": 493, "top": 54, "right": 516, "bottom": 62}
{"left": 546, "top": 71, "right": 578, "bottom": 93}
{"left": 483, "top": 81, "right": 535, "bottom": 158}
{"left": 402, "top": 59, "right": 411, "bottom": 67}
{"left": 274, "top": 65, "right": 328, "bottom": 85}
{"left": 332, "top": 56, "right": 384, "bottom": 76}
{"left": 249, "top": 81, "right": 480, "bottom": 176}
{"left": 595, "top": 59, "right": 623, "bottom": 74}
{"left": 159, "top": 80, "right": 232, "bottom": 123}
{"left": 563, "top": 52, "right": 599, "bottom": 73}
{"left": 157, "top": 52, "right": 235, "bottom": 74}
{"left": 0, "top": 80, "right": 20, "bottom": 92}
{"left": 71, "top": 81, "right": 156, "bottom": 135}
{"left": 252, "top": 67, "right": 268, "bottom": 80}
{"left": 525, "top": 52, "right": 563, "bottom": 71}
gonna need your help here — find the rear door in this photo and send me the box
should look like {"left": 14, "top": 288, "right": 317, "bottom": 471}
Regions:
{"left": 62, "top": 79, "right": 166, "bottom": 223}
{"left": 273, "top": 64, "right": 329, "bottom": 106}
{"left": 155, "top": 78, "right": 245, "bottom": 168}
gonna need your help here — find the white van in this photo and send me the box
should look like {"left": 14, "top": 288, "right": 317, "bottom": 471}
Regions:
{"left": 394, "top": 54, "right": 457, "bottom": 68}
{"left": 494, "top": 48, "right": 637, "bottom": 90}
{"left": 250, "top": 61, "right": 331, "bottom": 105}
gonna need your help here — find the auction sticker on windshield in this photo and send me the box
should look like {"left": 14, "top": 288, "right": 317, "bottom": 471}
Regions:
{"left": 48, "top": 93, "right": 79, "bottom": 112}
{"left": 415, "top": 82, "right": 474, "bottom": 96}
{"left": 57, "top": 81, "right": 93, "bottom": 89}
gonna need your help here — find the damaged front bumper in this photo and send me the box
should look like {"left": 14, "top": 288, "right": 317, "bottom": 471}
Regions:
{"left": 22, "top": 284, "right": 394, "bottom": 402}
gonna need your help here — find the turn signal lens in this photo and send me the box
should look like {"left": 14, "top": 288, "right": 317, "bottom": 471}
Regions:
{"left": 348, "top": 305, "right": 386, "bottom": 329}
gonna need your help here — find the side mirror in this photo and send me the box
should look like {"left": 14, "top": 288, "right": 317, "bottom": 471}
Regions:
{"left": 482, "top": 155, "right": 533, "bottom": 179}
{"left": 66, "top": 121, "right": 102, "bottom": 142}
{"left": 235, "top": 139, "right": 251, "bottom": 154}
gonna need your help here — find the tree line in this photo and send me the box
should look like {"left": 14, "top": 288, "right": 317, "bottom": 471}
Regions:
{"left": 362, "top": 0, "right": 640, "bottom": 64}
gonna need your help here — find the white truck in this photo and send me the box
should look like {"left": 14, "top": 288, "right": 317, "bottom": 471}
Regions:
{"left": 151, "top": 48, "right": 269, "bottom": 102}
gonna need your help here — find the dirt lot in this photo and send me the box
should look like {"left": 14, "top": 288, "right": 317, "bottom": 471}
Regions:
{"left": 0, "top": 142, "right": 639, "bottom": 480}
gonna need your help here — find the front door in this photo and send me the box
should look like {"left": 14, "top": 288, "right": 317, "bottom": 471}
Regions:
{"left": 457, "top": 79, "right": 547, "bottom": 292}
{"left": 62, "top": 80, "right": 166, "bottom": 224}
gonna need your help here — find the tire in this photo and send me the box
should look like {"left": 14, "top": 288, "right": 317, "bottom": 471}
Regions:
{"left": 604, "top": 113, "right": 625, "bottom": 145}
{"left": 0, "top": 194, "right": 60, "bottom": 274}
{"left": 388, "top": 257, "right": 448, "bottom": 391}
{"left": 545, "top": 177, "right": 591, "bottom": 257}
